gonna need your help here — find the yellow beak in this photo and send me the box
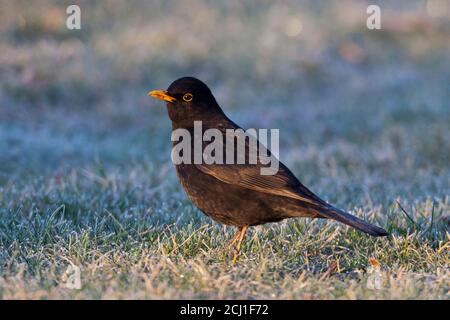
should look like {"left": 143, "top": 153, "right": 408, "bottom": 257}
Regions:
{"left": 147, "top": 90, "right": 177, "bottom": 103}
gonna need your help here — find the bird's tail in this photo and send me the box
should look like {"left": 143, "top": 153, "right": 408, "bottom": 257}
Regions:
{"left": 317, "top": 205, "right": 388, "bottom": 237}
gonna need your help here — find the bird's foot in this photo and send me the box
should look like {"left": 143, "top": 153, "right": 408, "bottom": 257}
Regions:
{"left": 231, "top": 249, "right": 240, "bottom": 266}
{"left": 229, "top": 225, "right": 248, "bottom": 266}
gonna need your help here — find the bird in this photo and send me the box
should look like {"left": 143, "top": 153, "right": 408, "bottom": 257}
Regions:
{"left": 148, "top": 77, "right": 388, "bottom": 263}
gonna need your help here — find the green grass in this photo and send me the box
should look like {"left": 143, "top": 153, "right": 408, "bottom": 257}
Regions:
{"left": 0, "top": 0, "right": 449, "bottom": 299}
{"left": 0, "top": 163, "right": 448, "bottom": 299}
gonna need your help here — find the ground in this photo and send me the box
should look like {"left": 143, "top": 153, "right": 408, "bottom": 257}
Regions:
{"left": 0, "top": 1, "right": 449, "bottom": 299}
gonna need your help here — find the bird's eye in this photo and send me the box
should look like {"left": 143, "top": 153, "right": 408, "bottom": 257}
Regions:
{"left": 183, "top": 93, "right": 193, "bottom": 102}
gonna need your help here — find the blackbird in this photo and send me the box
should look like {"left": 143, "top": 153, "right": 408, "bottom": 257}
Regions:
{"left": 148, "top": 77, "right": 388, "bottom": 263}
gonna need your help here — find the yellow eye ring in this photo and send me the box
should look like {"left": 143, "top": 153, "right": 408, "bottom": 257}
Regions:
{"left": 183, "top": 93, "right": 193, "bottom": 102}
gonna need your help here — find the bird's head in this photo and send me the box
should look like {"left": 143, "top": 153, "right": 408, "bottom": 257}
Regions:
{"left": 148, "top": 77, "right": 223, "bottom": 124}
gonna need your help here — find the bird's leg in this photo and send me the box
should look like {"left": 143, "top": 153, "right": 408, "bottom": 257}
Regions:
{"left": 229, "top": 228, "right": 241, "bottom": 247}
{"left": 231, "top": 225, "right": 248, "bottom": 265}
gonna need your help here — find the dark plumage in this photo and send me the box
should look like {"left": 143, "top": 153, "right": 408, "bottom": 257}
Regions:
{"left": 148, "top": 77, "right": 388, "bottom": 263}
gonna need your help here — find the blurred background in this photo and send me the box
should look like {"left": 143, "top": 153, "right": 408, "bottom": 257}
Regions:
{"left": 0, "top": 0, "right": 449, "bottom": 214}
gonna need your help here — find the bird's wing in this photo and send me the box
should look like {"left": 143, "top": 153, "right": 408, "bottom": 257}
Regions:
{"left": 195, "top": 129, "right": 326, "bottom": 206}
{"left": 195, "top": 162, "right": 322, "bottom": 205}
